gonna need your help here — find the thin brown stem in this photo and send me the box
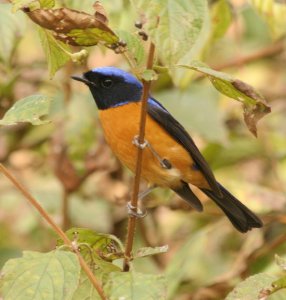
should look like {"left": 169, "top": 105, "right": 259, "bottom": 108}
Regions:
{"left": 123, "top": 42, "right": 156, "bottom": 272}
{"left": 0, "top": 163, "right": 107, "bottom": 300}
{"left": 195, "top": 41, "right": 285, "bottom": 81}
{"left": 62, "top": 189, "right": 71, "bottom": 231}
{"left": 214, "top": 40, "right": 284, "bottom": 70}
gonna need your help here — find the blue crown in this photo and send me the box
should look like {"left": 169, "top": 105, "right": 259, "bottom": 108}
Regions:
{"left": 91, "top": 67, "right": 142, "bottom": 89}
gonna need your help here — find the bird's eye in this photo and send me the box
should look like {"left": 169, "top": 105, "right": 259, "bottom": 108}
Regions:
{"left": 101, "top": 78, "right": 114, "bottom": 88}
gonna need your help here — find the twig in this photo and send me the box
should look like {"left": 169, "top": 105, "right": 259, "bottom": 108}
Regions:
{"left": 213, "top": 41, "right": 284, "bottom": 71}
{"left": 123, "top": 42, "right": 156, "bottom": 272}
{"left": 195, "top": 41, "right": 285, "bottom": 81}
{"left": 62, "top": 189, "right": 70, "bottom": 230}
{"left": 0, "top": 163, "right": 107, "bottom": 300}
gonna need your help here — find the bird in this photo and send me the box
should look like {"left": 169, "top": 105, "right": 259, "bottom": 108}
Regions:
{"left": 71, "top": 66, "right": 263, "bottom": 233}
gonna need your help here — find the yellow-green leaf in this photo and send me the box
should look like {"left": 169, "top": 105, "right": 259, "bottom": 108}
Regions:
{"left": 57, "top": 228, "right": 124, "bottom": 261}
{"left": 134, "top": 245, "right": 168, "bottom": 258}
{"left": 141, "top": 69, "right": 158, "bottom": 81}
{"left": 226, "top": 273, "right": 277, "bottom": 300}
{"left": 39, "top": 0, "right": 55, "bottom": 8}
{"left": 104, "top": 272, "right": 166, "bottom": 300}
{"left": 38, "top": 27, "right": 71, "bottom": 77}
{"left": 0, "top": 4, "right": 26, "bottom": 63}
{"left": 117, "top": 30, "right": 146, "bottom": 68}
{"left": 0, "top": 250, "right": 80, "bottom": 300}
{"left": 210, "top": 0, "right": 232, "bottom": 41}
{"left": 131, "top": 0, "right": 209, "bottom": 66}
{"left": 250, "top": 0, "right": 286, "bottom": 39}
{"left": 0, "top": 95, "right": 53, "bottom": 126}
{"left": 67, "top": 28, "right": 118, "bottom": 46}
{"left": 179, "top": 61, "right": 271, "bottom": 136}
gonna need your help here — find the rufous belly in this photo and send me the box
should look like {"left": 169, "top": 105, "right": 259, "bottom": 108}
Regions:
{"left": 99, "top": 102, "right": 209, "bottom": 189}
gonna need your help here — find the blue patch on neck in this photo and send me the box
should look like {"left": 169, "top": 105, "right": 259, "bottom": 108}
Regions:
{"left": 148, "top": 97, "right": 167, "bottom": 111}
{"left": 111, "top": 100, "right": 130, "bottom": 108}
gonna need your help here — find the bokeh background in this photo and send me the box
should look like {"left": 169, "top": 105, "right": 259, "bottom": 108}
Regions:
{"left": 0, "top": 0, "right": 286, "bottom": 299}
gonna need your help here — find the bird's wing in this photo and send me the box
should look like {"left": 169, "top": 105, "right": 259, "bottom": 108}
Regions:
{"left": 147, "top": 97, "right": 222, "bottom": 196}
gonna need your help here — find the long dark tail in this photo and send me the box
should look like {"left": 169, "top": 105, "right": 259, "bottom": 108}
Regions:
{"left": 201, "top": 183, "right": 263, "bottom": 233}
{"left": 173, "top": 181, "right": 203, "bottom": 212}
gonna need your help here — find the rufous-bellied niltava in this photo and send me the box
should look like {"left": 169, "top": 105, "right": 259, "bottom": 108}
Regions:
{"left": 71, "top": 67, "right": 262, "bottom": 233}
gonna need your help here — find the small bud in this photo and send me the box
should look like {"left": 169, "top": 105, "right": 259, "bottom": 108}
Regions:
{"left": 135, "top": 21, "right": 143, "bottom": 29}
{"left": 138, "top": 31, "right": 148, "bottom": 41}
{"left": 109, "top": 43, "right": 118, "bottom": 50}
{"left": 22, "top": 6, "right": 30, "bottom": 12}
{"left": 118, "top": 40, "right": 127, "bottom": 47}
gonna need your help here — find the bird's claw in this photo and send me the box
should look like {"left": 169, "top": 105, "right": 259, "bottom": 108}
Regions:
{"left": 132, "top": 135, "right": 149, "bottom": 149}
{"left": 127, "top": 201, "right": 147, "bottom": 218}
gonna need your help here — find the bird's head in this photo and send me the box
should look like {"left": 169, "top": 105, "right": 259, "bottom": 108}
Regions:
{"left": 71, "top": 67, "right": 143, "bottom": 110}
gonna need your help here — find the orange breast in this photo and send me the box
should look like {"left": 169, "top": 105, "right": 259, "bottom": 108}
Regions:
{"left": 99, "top": 102, "right": 209, "bottom": 189}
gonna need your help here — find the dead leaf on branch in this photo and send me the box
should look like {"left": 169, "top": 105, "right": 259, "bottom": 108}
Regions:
{"left": 179, "top": 62, "right": 271, "bottom": 137}
{"left": 93, "top": 0, "right": 108, "bottom": 25}
{"left": 233, "top": 79, "right": 271, "bottom": 137}
{"left": 25, "top": 7, "right": 119, "bottom": 47}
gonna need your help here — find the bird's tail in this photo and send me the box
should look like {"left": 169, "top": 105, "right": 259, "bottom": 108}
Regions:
{"left": 201, "top": 183, "right": 263, "bottom": 233}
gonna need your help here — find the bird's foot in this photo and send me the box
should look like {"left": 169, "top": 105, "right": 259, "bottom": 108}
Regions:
{"left": 132, "top": 135, "right": 149, "bottom": 149}
{"left": 127, "top": 201, "right": 147, "bottom": 218}
{"left": 132, "top": 135, "right": 172, "bottom": 170}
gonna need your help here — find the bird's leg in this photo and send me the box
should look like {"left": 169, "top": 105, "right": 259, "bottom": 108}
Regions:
{"left": 132, "top": 135, "right": 149, "bottom": 149}
{"left": 127, "top": 185, "right": 156, "bottom": 218}
{"left": 132, "top": 135, "right": 172, "bottom": 170}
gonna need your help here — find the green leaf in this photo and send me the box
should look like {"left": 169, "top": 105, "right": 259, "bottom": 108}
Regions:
{"left": 38, "top": 28, "right": 71, "bottom": 78}
{"left": 67, "top": 28, "right": 118, "bottom": 46}
{"left": 131, "top": 0, "right": 209, "bottom": 66}
{"left": 0, "top": 250, "right": 80, "bottom": 300}
{"left": 271, "top": 276, "right": 286, "bottom": 294}
{"left": 179, "top": 61, "right": 271, "bottom": 136}
{"left": 226, "top": 273, "right": 277, "bottom": 300}
{"left": 58, "top": 228, "right": 122, "bottom": 299}
{"left": 134, "top": 245, "right": 168, "bottom": 258}
{"left": 39, "top": 0, "right": 55, "bottom": 8}
{"left": 0, "top": 5, "right": 26, "bottom": 63}
{"left": 116, "top": 30, "right": 146, "bottom": 68}
{"left": 104, "top": 272, "right": 166, "bottom": 300}
{"left": 0, "top": 95, "right": 53, "bottom": 126}
{"left": 72, "top": 259, "right": 121, "bottom": 300}
{"left": 57, "top": 228, "right": 124, "bottom": 261}
{"left": 275, "top": 254, "right": 286, "bottom": 271}
{"left": 72, "top": 273, "right": 102, "bottom": 300}
{"left": 210, "top": 0, "right": 232, "bottom": 41}
{"left": 141, "top": 69, "right": 158, "bottom": 81}
{"left": 250, "top": 0, "right": 286, "bottom": 39}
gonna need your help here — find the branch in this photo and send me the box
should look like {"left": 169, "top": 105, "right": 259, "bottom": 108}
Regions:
{"left": 123, "top": 42, "right": 156, "bottom": 272}
{"left": 0, "top": 163, "right": 107, "bottom": 300}
{"left": 213, "top": 40, "right": 284, "bottom": 71}
{"left": 195, "top": 41, "right": 284, "bottom": 81}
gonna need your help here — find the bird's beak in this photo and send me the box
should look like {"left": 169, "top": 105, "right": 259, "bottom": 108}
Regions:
{"left": 71, "top": 75, "right": 91, "bottom": 85}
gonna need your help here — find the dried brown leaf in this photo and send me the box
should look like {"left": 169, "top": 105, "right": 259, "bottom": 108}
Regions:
{"left": 25, "top": 7, "right": 118, "bottom": 46}
{"left": 243, "top": 102, "right": 271, "bottom": 137}
{"left": 93, "top": 1, "right": 108, "bottom": 25}
{"left": 180, "top": 62, "right": 271, "bottom": 137}
{"left": 232, "top": 79, "right": 271, "bottom": 136}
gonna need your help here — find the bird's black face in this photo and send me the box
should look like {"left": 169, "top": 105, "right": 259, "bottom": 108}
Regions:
{"left": 71, "top": 67, "right": 143, "bottom": 110}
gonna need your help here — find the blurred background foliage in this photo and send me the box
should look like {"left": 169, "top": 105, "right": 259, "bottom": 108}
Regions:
{"left": 0, "top": 0, "right": 286, "bottom": 299}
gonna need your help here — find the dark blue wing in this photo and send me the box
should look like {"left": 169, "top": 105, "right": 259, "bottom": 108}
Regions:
{"left": 147, "top": 97, "right": 222, "bottom": 196}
